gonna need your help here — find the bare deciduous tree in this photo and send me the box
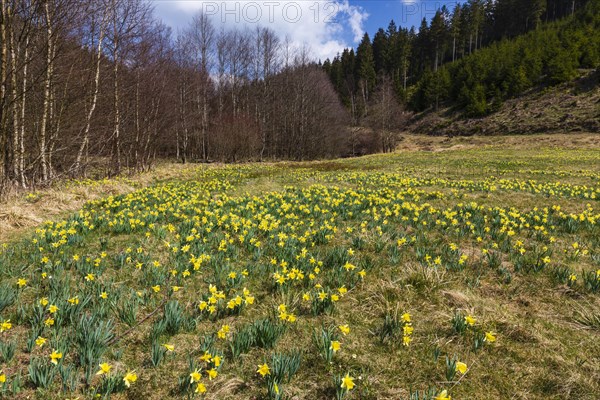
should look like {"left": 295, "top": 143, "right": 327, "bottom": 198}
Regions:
{"left": 0, "top": 1, "right": 352, "bottom": 198}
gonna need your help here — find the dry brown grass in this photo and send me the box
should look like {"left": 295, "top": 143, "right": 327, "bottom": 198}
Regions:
{"left": 395, "top": 133, "right": 600, "bottom": 152}
{"left": 0, "top": 162, "right": 207, "bottom": 243}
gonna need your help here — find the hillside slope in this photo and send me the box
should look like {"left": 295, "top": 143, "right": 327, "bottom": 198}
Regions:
{"left": 408, "top": 69, "right": 600, "bottom": 136}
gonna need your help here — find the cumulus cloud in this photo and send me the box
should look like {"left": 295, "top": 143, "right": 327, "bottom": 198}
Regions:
{"left": 152, "top": 0, "right": 369, "bottom": 60}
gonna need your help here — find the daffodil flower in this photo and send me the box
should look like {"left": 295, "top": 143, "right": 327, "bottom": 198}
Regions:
{"left": 96, "top": 362, "right": 112, "bottom": 375}
{"left": 484, "top": 332, "right": 496, "bottom": 343}
{"left": 257, "top": 363, "right": 270, "bottom": 377}
{"left": 0, "top": 319, "right": 12, "bottom": 332}
{"left": 123, "top": 371, "right": 137, "bottom": 387}
{"left": 207, "top": 368, "right": 218, "bottom": 380}
{"left": 339, "top": 324, "right": 350, "bottom": 335}
{"left": 330, "top": 341, "right": 341, "bottom": 352}
{"left": 340, "top": 373, "right": 355, "bottom": 391}
{"left": 190, "top": 369, "right": 202, "bottom": 384}
{"left": 50, "top": 349, "right": 63, "bottom": 365}
{"left": 200, "top": 351, "right": 212, "bottom": 362}
{"left": 195, "top": 383, "right": 207, "bottom": 393}
{"left": 163, "top": 344, "right": 174, "bottom": 352}
{"left": 465, "top": 315, "right": 476, "bottom": 326}
{"left": 434, "top": 389, "right": 451, "bottom": 400}
{"left": 456, "top": 361, "right": 468, "bottom": 374}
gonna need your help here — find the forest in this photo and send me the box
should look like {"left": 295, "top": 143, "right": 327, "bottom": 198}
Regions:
{"left": 1, "top": 0, "right": 599, "bottom": 197}
{"left": 0, "top": 0, "right": 348, "bottom": 196}
{"left": 324, "top": 0, "right": 599, "bottom": 121}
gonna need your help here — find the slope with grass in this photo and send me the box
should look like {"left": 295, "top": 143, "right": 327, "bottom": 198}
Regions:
{"left": 0, "top": 137, "right": 600, "bottom": 400}
{"left": 409, "top": 70, "right": 600, "bottom": 136}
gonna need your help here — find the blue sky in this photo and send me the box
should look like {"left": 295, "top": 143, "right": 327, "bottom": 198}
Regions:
{"left": 355, "top": 1, "right": 458, "bottom": 34}
{"left": 152, "top": 1, "right": 459, "bottom": 60}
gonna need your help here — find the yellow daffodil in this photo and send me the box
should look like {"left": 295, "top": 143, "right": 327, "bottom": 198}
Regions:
{"left": 163, "top": 344, "right": 174, "bottom": 352}
{"left": 0, "top": 319, "right": 12, "bottom": 332}
{"left": 330, "top": 341, "right": 341, "bottom": 352}
{"left": 212, "top": 355, "right": 222, "bottom": 367}
{"left": 190, "top": 369, "right": 202, "bottom": 383}
{"left": 435, "top": 390, "right": 451, "bottom": 400}
{"left": 96, "top": 362, "right": 112, "bottom": 375}
{"left": 195, "top": 383, "right": 207, "bottom": 393}
{"left": 200, "top": 351, "right": 212, "bottom": 362}
{"left": 217, "top": 325, "right": 230, "bottom": 339}
{"left": 123, "top": 371, "right": 137, "bottom": 387}
{"left": 50, "top": 349, "right": 63, "bottom": 365}
{"left": 257, "top": 363, "right": 270, "bottom": 377}
{"left": 207, "top": 368, "right": 218, "bottom": 380}
{"left": 35, "top": 336, "right": 47, "bottom": 347}
{"left": 339, "top": 325, "right": 350, "bottom": 335}
{"left": 340, "top": 373, "right": 355, "bottom": 391}
{"left": 456, "top": 361, "right": 467, "bottom": 374}
{"left": 465, "top": 315, "right": 476, "bottom": 326}
{"left": 485, "top": 332, "right": 496, "bottom": 343}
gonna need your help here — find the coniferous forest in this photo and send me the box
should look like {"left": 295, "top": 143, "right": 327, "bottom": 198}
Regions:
{"left": 323, "top": 0, "right": 599, "bottom": 120}
{"left": 0, "top": 0, "right": 599, "bottom": 196}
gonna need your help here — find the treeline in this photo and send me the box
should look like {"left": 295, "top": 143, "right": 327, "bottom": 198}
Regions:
{"left": 0, "top": 1, "right": 348, "bottom": 196}
{"left": 324, "top": 0, "right": 599, "bottom": 121}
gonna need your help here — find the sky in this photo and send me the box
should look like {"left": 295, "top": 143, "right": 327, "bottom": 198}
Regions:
{"left": 151, "top": 1, "right": 459, "bottom": 60}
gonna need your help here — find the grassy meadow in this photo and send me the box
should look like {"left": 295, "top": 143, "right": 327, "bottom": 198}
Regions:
{"left": 1, "top": 135, "right": 600, "bottom": 399}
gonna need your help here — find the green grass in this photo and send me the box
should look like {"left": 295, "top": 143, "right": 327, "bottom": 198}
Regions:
{"left": 0, "top": 139, "right": 599, "bottom": 399}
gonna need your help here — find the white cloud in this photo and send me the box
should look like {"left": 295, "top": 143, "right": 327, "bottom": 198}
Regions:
{"left": 152, "top": 0, "right": 369, "bottom": 60}
{"left": 338, "top": 0, "right": 368, "bottom": 42}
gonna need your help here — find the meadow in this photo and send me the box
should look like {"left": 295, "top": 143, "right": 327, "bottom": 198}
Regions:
{"left": 1, "top": 136, "right": 600, "bottom": 399}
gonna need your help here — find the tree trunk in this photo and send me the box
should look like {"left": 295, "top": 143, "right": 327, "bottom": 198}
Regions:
{"left": 75, "top": 16, "right": 105, "bottom": 176}
{"left": 469, "top": 34, "right": 473, "bottom": 54}
{"left": 452, "top": 36, "right": 456, "bottom": 62}
{"left": 9, "top": 7, "right": 18, "bottom": 181}
{"left": 18, "top": 35, "right": 28, "bottom": 187}
{"left": 111, "top": 0, "right": 121, "bottom": 176}
{"left": 202, "top": 83, "right": 208, "bottom": 161}
{"left": 0, "top": 0, "right": 7, "bottom": 195}
{"left": 112, "top": 46, "right": 121, "bottom": 175}
{"left": 40, "top": 0, "right": 54, "bottom": 183}
{"left": 403, "top": 59, "right": 408, "bottom": 91}
{"left": 134, "top": 69, "right": 140, "bottom": 171}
